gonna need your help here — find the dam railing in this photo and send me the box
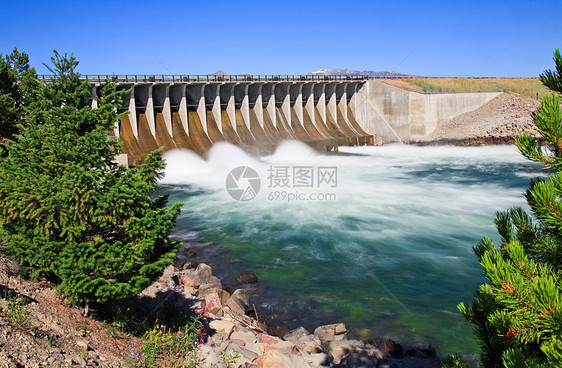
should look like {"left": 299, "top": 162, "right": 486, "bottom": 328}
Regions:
{"left": 36, "top": 74, "right": 391, "bottom": 84}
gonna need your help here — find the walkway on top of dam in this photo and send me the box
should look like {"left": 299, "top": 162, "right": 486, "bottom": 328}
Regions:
{"left": 37, "top": 74, "right": 399, "bottom": 84}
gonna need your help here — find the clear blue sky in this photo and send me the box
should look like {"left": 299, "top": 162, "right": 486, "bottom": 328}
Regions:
{"left": 1, "top": 0, "right": 560, "bottom": 77}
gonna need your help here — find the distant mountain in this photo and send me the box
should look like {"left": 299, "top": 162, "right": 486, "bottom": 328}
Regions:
{"left": 207, "top": 69, "right": 413, "bottom": 77}
{"left": 208, "top": 70, "right": 252, "bottom": 77}
{"left": 209, "top": 70, "right": 229, "bottom": 76}
{"left": 307, "top": 68, "right": 412, "bottom": 78}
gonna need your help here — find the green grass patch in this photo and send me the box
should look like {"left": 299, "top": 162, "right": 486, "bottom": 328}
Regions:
{"left": 0, "top": 289, "right": 30, "bottom": 325}
{"left": 7, "top": 295, "right": 29, "bottom": 324}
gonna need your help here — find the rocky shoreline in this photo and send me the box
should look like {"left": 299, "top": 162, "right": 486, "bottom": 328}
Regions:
{"left": 410, "top": 135, "right": 544, "bottom": 147}
{"left": 410, "top": 136, "right": 516, "bottom": 146}
{"left": 0, "top": 243, "right": 443, "bottom": 368}
{"left": 143, "top": 242, "right": 443, "bottom": 368}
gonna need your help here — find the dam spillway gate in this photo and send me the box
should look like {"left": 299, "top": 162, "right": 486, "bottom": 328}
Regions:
{"left": 86, "top": 75, "right": 375, "bottom": 166}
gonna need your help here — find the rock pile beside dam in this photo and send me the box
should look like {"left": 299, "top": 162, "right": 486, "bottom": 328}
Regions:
{"left": 411, "top": 93, "right": 541, "bottom": 145}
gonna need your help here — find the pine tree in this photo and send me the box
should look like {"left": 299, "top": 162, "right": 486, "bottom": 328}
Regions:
{"left": 0, "top": 51, "right": 182, "bottom": 305}
{"left": 458, "top": 50, "right": 562, "bottom": 367}
{"left": 0, "top": 48, "right": 38, "bottom": 143}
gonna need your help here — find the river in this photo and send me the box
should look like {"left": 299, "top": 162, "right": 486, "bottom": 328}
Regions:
{"left": 156, "top": 141, "right": 545, "bottom": 358}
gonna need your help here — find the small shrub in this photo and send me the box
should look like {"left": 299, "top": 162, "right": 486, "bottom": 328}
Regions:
{"left": 220, "top": 351, "right": 241, "bottom": 368}
{"left": 128, "top": 301, "right": 216, "bottom": 367}
{"left": 47, "top": 333, "right": 57, "bottom": 346}
{"left": 136, "top": 319, "right": 205, "bottom": 368}
{"left": 6, "top": 295, "right": 28, "bottom": 324}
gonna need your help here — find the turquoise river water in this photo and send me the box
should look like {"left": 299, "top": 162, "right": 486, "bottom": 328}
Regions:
{"left": 156, "top": 141, "right": 545, "bottom": 359}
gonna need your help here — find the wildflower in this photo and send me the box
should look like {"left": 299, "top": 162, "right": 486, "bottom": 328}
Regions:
{"left": 199, "top": 331, "right": 207, "bottom": 344}
{"left": 130, "top": 342, "right": 142, "bottom": 361}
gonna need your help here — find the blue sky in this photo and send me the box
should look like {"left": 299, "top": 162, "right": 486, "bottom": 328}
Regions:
{"left": 1, "top": 0, "right": 560, "bottom": 77}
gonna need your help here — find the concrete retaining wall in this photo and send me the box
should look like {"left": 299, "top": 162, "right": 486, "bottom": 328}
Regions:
{"left": 354, "top": 80, "right": 500, "bottom": 142}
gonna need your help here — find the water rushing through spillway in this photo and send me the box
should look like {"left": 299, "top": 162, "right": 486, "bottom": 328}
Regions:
{"left": 156, "top": 141, "right": 545, "bottom": 357}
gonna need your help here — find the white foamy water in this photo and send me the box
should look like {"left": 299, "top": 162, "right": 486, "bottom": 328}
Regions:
{"left": 158, "top": 141, "right": 545, "bottom": 356}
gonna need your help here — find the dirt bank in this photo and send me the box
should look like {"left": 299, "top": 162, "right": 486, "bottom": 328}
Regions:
{"left": 411, "top": 93, "right": 541, "bottom": 145}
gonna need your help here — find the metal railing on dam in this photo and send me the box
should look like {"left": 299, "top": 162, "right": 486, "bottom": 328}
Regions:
{"left": 37, "top": 74, "right": 400, "bottom": 84}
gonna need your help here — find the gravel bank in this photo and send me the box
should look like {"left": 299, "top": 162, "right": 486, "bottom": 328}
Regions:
{"left": 411, "top": 93, "right": 541, "bottom": 145}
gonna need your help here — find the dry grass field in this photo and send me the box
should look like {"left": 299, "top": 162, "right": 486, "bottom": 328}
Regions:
{"left": 404, "top": 77, "right": 550, "bottom": 99}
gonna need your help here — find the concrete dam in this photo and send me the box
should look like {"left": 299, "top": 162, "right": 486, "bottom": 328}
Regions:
{"left": 83, "top": 75, "right": 500, "bottom": 166}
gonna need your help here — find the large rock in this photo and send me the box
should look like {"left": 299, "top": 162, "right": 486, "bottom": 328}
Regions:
{"left": 222, "top": 341, "right": 260, "bottom": 363}
{"left": 179, "top": 286, "right": 194, "bottom": 299}
{"left": 139, "top": 283, "right": 162, "bottom": 298}
{"left": 237, "top": 272, "right": 259, "bottom": 283}
{"left": 273, "top": 326, "right": 290, "bottom": 336}
{"left": 198, "top": 282, "right": 222, "bottom": 298}
{"left": 181, "top": 275, "right": 198, "bottom": 288}
{"left": 384, "top": 339, "right": 403, "bottom": 357}
{"left": 161, "top": 264, "right": 175, "bottom": 279}
{"left": 260, "top": 341, "right": 294, "bottom": 355}
{"left": 327, "top": 340, "right": 384, "bottom": 364}
{"left": 259, "top": 334, "right": 282, "bottom": 345}
{"left": 254, "top": 349, "right": 308, "bottom": 368}
{"left": 294, "top": 334, "right": 323, "bottom": 354}
{"left": 195, "top": 263, "right": 212, "bottom": 284}
{"left": 197, "top": 344, "right": 219, "bottom": 367}
{"left": 340, "top": 353, "right": 378, "bottom": 368}
{"left": 334, "top": 323, "right": 347, "bottom": 335}
{"left": 289, "top": 354, "right": 315, "bottom": 368}
{"left": 283, "top": 326, "right": 311, "bottom": 343}
{"left": 209, "top": 319, "right": 234, "bottom": 339}
{"left": 403, "top": 345, "right": 438, "bottom": 359}
{"left": 257, "top": 335, "right": 294, "bottom": 355}
{"left": 219, "top": 289, "right": 231, "bottom": 305}
{"left": 301, "top": 352, "right": 333, "bottom": 367}
{"left": 313, "top": 323, "right": 348, "bottom": 345}
{"left": 208, "top": 275, "right": 221, "bottom": 285}
{"left": 229, "top": 339, "right": 248, "bottom": 348}
{"left": 231, "top": 330, "right": 260, "bottom": 355}
{"left": 226, "top": 289, "right": 251, "bottom": 315}
{"left": 203, "top": 292, "right": 223, "bottom": 317}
